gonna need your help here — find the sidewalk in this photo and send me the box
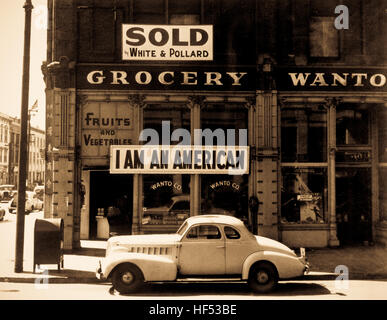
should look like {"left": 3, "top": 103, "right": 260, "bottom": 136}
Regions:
{"left": 305, "top": 244, "right": 387, "bottom": 280}
{"left": 1, "top": 210, "right": 387, "bottom": 284}
{"left": 1, "top": 239, "right": 387, "bottom": 284}
{"left": 0, "top": 240, "right": 108, "bottom": 284}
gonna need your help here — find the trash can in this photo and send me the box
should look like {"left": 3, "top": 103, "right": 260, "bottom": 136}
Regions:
{"left": 33, "top": 218, "right": 64, "bottom": 273}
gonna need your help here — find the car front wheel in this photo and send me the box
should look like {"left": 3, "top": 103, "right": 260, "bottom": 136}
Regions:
{"left": 111, "top": 263, "right": 145, "bottom": 294}
{"left": 248, "top": 261, "right": 278, "bottom": 293}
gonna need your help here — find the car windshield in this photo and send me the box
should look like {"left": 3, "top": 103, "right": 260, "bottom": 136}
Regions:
{"left": 176, "top": 221, "right": 189, "bottom": 236}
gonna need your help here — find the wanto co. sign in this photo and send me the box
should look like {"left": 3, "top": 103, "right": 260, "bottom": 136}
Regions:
{"left": 122, "top": 24, "right": 213, "bottom": 61}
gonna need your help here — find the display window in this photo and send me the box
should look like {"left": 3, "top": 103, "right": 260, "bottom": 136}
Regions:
{"left": 199, "top": 103, "right": 249, "bottom": 222}
{"left": 142, "top": 174, "right": 190, "bottom": 226}
{"left": 281, "top": 167, "right": 327, "bottom": 224}
{"left": 380, "top": 168, "right": 387, "bottom": 222}
{"left": 378, "top": 109, "right": 387, "bottom": 162}
{"left": 200, "top": 104, "right": 248, "bottom": 146}
{"left": 281, "top": 105, "right": 327, "bottom": 163}
{"left": 336, "top": 106, "right": 369, "bottom": 146}
{"left": 142, "top": 104, "right": 191, "bottom": 227}
{"left": 281, "top": 104, "right": 328, "bottom": 224}
{"left": 201, "top": 174, "right": 248, "bottom": 222}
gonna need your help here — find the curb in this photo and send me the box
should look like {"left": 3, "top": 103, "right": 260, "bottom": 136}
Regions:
{"left": 2, "top": 273, "right": 386, "bottom": 284}
{"left": 0, "top": 276, "right": 108, "bottom": 284}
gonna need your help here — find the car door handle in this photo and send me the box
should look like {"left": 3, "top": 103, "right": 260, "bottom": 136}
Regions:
{"left": 216, "top": 246, "right": 225, "bottom": 249}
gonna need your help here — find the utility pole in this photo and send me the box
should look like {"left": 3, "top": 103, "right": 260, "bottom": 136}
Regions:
{"left": 15, "top": 0, "right": 33, "bottom": 273}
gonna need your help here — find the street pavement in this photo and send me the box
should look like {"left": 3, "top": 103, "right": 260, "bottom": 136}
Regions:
{"left": 1, "top": 201, "right": 387, "bottom": 300}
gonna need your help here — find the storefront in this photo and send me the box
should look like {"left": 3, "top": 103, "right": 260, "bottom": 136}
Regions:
{"left": 77, "top": 68, "right": 256, "bottom": 238}
{"left": 43, "top": 0, "right": 387, "bottom": 250}
{"left": 277, "top": 67, "right": 387, "bottom": 247}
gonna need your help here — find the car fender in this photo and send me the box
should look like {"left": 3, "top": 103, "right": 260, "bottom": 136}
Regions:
{"left": 241, "top": 251, "right": 305, "bottom": 280}
{"left": 102, "top": 252, "right": 177, "bottom": 282}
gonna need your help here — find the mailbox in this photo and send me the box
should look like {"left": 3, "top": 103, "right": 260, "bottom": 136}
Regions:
{"left": 33, "top": 218, "right": 64, "bottom": 273}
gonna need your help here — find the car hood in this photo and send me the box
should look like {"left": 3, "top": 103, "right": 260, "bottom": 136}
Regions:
{"left": 255, "top": 235, "right": 297, "bottom": 257}
{"left": 109, "top": 233, "right": 181, "bottom": 246}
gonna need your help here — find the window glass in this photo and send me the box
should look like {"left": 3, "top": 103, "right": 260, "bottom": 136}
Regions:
{"left": 201, "top": 104, "right": 248, "bottom": 146}
{"left": 309, "top": 17, "right": 339, "bottom": 58}
{"left": 201, "top": 174, "right": 248, "bottom": 222}
{"left": 143, "top": 104, "right": 190, "bottom": 146}
{"left": 379, "top": 168, "right": 387, "bottom": 222}
{"left": 224, "top": 226, "right": 240, "bottom": 239}
{"left": 186, "top": 225, "right": 221, "bottom": 240}
{"left": 142, "top": 104, "right": 191, "bottom": 228}
{"left": 281, "top": 105, "right": 327, "bottom": 162}
{"left": 336, "top": 107, "right": 369, "bottom": 145}
{"left": 281, "top": 167, "right": 327, "bottom": 223}
{"left": 378, "top": 109, "right": 387, "bottom": 162}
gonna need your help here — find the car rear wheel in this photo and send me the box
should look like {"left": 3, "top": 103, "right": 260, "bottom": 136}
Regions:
{"left": 111, "top": 263, "right": 145, "bottom": 294}
{"left": 248, "top": 261, "right": 278, "bottom": 293}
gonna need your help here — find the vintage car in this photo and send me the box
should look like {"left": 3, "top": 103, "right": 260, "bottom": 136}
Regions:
{"left": 0, "top": 184, "right": 15, "bottom": 202}
{"left": 142, "top": 194, "right": 232, "bottom": 225}
{"left": 9, "top": 191, "right": 43, "bottom": 214}
{"left": 96, "top": 215, "right": 309, "bottom": 294}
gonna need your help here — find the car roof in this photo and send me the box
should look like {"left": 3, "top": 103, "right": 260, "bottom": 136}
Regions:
{"left": 185, "top": 214, "right": 245, "bottom": 226}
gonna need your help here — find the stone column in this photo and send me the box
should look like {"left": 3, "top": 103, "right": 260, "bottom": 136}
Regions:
{"left": 188, "top": 95, "right": 205, "bottom": 216}
{"left": 326, "top": 97, "right": 340, "bottom": 247}
{"left": 42, "top": 56, "right": 77, "bottom": 251}
{"left": 256, "top": 90, "right": 279, "bottom": 240}
{"left": 128, "top": 94, "right": 146, "bottom": 235}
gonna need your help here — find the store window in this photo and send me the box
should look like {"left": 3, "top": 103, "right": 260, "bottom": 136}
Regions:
{"left": 200, "top": 104, "right": 249, "bottom": 221}
{"left": 281, "top": 104, "right": 328, "bottom": 224}
{"left": 281, "top": 167, "right": 327, "bottom": 224}
{"left": 201, "top": 104, "right": 248, "bottom": 146}
{"left": 201, "top": 174, "right": 248, "bottom": 221}
{"left": 378, "top": 109, "right": 387, "bottom": 162}
{"left": 281, "top": 105, "right": 327, "bottom": 162}
{"left": 142, "top": 174, "right": 190, "bottom": 226}
{"left": 142, "top": 104, "right": 191, "bottom": 227}
{"left": 380, "top": 168, "right": 387, "bottom": 222}
{"left": 337, "top": 107, "right": 369, "bottom": 145}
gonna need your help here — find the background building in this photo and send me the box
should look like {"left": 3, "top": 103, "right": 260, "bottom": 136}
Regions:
{"left": 42, "top": 0, "right": 386, "bottom": 250}
{"left": 0, "top": 112, "right": 45, "bottom": 188}
{"left": 0, "top": 113, "right": 11, "bottom": 185}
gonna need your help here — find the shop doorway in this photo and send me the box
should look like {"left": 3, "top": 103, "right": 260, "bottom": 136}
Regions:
{"left": 336, "top": 168, "right": 372, "bottom": 245}
{"left": 89, "top": 171, "right": 133, "bottom": 239}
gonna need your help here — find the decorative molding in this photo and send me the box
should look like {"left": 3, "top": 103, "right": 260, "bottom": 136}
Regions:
{"left": 187, "top": 95, "right": 206, "bottom": 109}
{"left": 128, "top": 94, "right": 146, "bottom": 108}
{"left": 325, "top": 97, "right": 341, "bottom": 109}
{"left": 42, "top": 56, "right": 75, "bottom": 89}
{"left": 245, "top": 96, "right": 256, "bottom": 110}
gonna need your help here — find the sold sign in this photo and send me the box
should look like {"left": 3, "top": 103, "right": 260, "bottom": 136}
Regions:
{"left": 122, "top": 24, "right": 213, "bottom": 61}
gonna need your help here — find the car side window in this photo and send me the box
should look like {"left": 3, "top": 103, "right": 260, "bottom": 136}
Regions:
{"left": 224, "top": 226, "right": 241, "bottom": 239}
{"left": 186, "top": 225, "right": 222, "bottom": 240}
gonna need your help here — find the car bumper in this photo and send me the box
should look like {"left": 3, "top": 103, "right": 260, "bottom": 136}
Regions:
{"left": 96, "top": 260, "right": 106, "bottom": 280}
{"left": 298, "top": 247, "right": 309, "bottom": 274}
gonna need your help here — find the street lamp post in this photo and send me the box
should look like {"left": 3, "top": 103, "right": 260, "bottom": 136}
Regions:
{"left": 15, "top": 0, "right": 33, "bottom": 273}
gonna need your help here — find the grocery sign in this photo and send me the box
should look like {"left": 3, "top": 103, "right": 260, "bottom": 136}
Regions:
{"left": 122, "top": 24, "right": 213, "bottom": 61}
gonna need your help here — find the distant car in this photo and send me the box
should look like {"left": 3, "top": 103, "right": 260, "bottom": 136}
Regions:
{"left": 142, "top": 194, "right": 190, "bottom": 224}
{"left": 0, "top": 184, "right": 15, "bottom": 202}
{"left": 97, "top": 215, "right": 309, "bottom": 294}
{"left": 9, "top": 191, "right": 43, "bottom": 214}
{"left": 142, "top": 194, "right": 231, "bottom": 224}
